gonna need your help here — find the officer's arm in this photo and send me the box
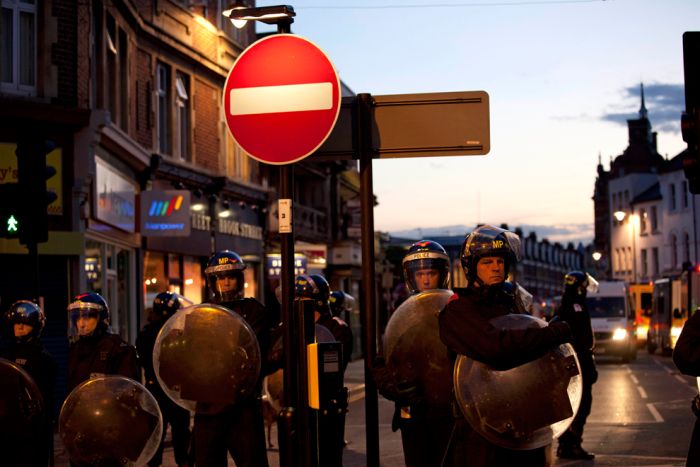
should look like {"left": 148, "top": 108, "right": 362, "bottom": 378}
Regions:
{"left": 113, "top": 342, "right": 140, "bottom": 381}
{"left": 673, "top": 311, "right": 700, "bottom": 376}
{"left": 439, "top": 300, "right": 571, "bottom": 370}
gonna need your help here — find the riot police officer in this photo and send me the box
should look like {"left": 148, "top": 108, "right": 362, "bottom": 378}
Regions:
{"left": 1, "top": 300, "right": 58, "bottom": 466}
{"left": 438, "top": 225, "right": 573, "bottom": 466}
{"left": 295, "top": 274, "right": 352, "bottom": 467}
{"left": 66, "top": 292, "right": 138, "bottom": 393}
{"left": 193, "top": 250, "right": 280, "bottom": 467}
{"left": 554, "top": 271, "right": 598, "bottom": 460}
{"left": 381, "top": 240, "right": 454, "bottom": 467}
{"left": 136, "top": 291, "right": 193, "bottom": 467}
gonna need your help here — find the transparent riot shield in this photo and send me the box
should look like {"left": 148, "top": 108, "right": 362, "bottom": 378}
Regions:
{"left": 153, "top": 303, "right": 261, "bottom": 414}
{"left": 58, "top": 375, "right": 163, "bottom": 466}
{"left": 383, "top": 289, "right": 454, "bottom": 407}
{"left": 453, "top": 314, "right": 582, "bottom": 450}
{"left": 0, "top": 357, "right": 44, "bottom": 461}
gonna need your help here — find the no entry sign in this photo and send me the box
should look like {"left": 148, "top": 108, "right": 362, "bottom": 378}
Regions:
{"left": 223, "top": 34, "right": 341, "bottom": 165}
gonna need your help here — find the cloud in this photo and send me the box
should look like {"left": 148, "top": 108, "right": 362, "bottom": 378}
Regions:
{"left": 600, "top": 82, "right": 685, "bottom": 133}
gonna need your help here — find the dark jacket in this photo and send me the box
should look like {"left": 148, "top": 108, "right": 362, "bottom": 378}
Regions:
{"left": 136, "top": 320, "right": 166, "bottom": 397}
{"left": 1, "top": 339, "right": 58, "bottom": 418}
{"left": 67, "top": 332, "right": 138, "bottom": 393}
{"left": 438, "top": 284, "right": 572, "bottom": 467}
{"left": 673, "top": 310, "right": 700, "bottom": 466}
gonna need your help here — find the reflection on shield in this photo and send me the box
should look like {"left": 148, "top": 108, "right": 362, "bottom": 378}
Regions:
{"left": 58, "top": 375, "right": 163, "bottom": 466}
{"left": 453, "top": 314, "right": 582, "bottom": 450}
{"left": 153, "top": 303, "right": 261, "bottom": 414}
{"left": 0, "top": 357, "right": 44, "bottom": 457}
{"left": 383, "top": 289, "right": 454, "bottom": 407}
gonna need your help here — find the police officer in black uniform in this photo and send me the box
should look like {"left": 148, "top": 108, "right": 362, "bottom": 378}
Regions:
{"left": 554, "top": 271, "right": 598, "bottom": 460}
{"left": 192, "top": 250, "right": 281, "bottom": 467}
{"left": 295, "top": 274, "right": 352, "bottom": 467}
{"left": 673, "top": 307, "right": 700, "bottom": 465}
{"left": 66, "top": 292, "right": 138, "bottom": 394}
{"left": 438, "top": 225, "right": 573, "bottom": 466}
{"left": 136, "top": 292, "right": 193, "bottom": 467}
{"left": 381, "top": 240, "right": 455, "bottom": 467}
{"left": 1, "top": 300, "right": 58, "bottom": 466}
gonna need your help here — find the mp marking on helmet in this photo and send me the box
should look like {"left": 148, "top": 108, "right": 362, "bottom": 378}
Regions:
{"left": 492, "top": 240, "right": 504, "bottom": 249}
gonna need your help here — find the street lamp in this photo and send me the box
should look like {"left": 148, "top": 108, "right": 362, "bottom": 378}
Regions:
{"left": 614, "top": 210, "right": 627, "bottom": 222}
{"left": 221, "top": 6, "right": 303, "bottom": 467}
{"left": 592, "top": 251, "right": 602, "bottom": 262}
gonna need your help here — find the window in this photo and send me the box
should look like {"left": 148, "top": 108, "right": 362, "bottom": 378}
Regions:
{"left": 639, "top": 208, "right": 647, "bottom": 234}
{"left": 652, "top": 247, "right": 659, "bottom": 275}
{"left": 650, "top": 206, "right": 658, "bottom": 232}
{"left": 685, "top": 232, "right": 691, "bottom": 264}
{"left": 670, "top": 183, "right": 677, "bottom": 210}
{"left": 156, "top": 62, "right": 171, "bottom": 155}
{"left": 671, "top": 234, "right": 678, "bottom": 269}
{"left": 0, "top": 0, "right": 36, "bottom": 94}
{"left": 175, "top": 72, "right": 191, "bottom": 161}
{"left": 682, "top": 180, "right": 689, "bottom": 208}
{"left": 641, "top": 249, "right": 648, "bottom": 277}
{"left": 104, "top": 13, "right": 128, "bottom": 130}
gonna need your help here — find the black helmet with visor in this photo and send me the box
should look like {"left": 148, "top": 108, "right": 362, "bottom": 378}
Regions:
{"left": 205, "top": 250, "right": 246, "bottom": 302}
{"left": 402, "top": 240, "right": 451, "bottom": 293}
{"left": 461, "top": 225, "right": 522, "bottom": 286}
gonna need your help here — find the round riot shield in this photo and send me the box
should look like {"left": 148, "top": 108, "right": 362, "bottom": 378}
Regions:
{"left": 58, "top": 375, "right": 163, "bottom": 466}
{"left": 153, "top": 303, "right": 261, "bottom": 414}
{"left": 0, "top": 358, "right": 44, "bottom": 460}
{"left": 383, "top": 289, "right": 454, "bottom": 407}
{"left": 453, "top": 314, "right": 582, "bottom": 450}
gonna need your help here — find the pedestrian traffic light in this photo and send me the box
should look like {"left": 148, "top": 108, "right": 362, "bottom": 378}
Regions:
{"left": 15, "top": 139, "right": 58, "bottom": 245}
{"left": 0, "top": 183, "right": 22, "bottom": 239}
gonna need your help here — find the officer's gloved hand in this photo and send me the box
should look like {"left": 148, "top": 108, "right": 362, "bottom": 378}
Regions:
{"left": 692, "top": 394, "right": 700, "bottom": 417}
{"left": 548, "top": 320, "right": 573, "bottom": 345}
{"left": 395, "top": 380, "right": 422, "bottom": 407}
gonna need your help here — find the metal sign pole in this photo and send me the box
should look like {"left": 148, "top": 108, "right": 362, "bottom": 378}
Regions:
{"left": 358, "top": 93, "right": 380, "bottom": 467}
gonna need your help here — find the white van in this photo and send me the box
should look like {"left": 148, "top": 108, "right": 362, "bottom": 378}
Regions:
{"left": 588, "top": 281, "right": 638, "bottom": 363}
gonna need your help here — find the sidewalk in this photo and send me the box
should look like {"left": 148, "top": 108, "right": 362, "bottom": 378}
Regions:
{"left": 53, "top": 359, "right": 369, "bottom": 467}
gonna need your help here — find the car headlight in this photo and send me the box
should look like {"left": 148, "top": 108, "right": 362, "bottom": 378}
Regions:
{"left": 612, "top": 328, "right": 628, "bottom": 341}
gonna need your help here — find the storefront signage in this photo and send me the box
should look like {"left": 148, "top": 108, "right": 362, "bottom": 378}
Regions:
{"left": 267, "top": 253, "right": 307, "bottom": 278}
{"left": 191, "top": 212, "right": 262, "bottom": 240}
{"left": 140, "top": 190, "right": 191, "bottom": 237}
{"left": 95, "top": 157, "right": 135, "bottom": 232}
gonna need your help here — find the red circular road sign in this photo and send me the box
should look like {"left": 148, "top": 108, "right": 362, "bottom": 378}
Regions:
{"left": 223, "top": 34, "right": 341, "bottom": 165}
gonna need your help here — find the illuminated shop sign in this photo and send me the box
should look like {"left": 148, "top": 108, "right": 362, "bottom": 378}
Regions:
{"left": 95, "top": 157, "right": 135, "bottom": 232}
{"left": 140, "top": 190, "right": 191, "bottom": 237}
{"left": 266, "top": 253, "right": 307, "bottom": 278}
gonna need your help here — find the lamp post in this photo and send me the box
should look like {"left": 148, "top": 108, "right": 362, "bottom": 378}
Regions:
{"left": 221, "top": 6, "right": 304, "bottom": 467}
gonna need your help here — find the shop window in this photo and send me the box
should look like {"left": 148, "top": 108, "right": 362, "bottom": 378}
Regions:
{"left": 0, "top": 0, "right": 36, "bottom": 95}
{"left": 244, "top": 265, "right": 257, "bottom": 299}
{"left": 144, "top": 251, "right": 166, "bottom": 314}
{"left": 183, "top": 256, "right": 203, "bottom": 304}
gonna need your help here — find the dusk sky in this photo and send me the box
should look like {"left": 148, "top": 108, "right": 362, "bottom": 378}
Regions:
{"left": 253, "top": 0, "right": 697, "bottom": 244}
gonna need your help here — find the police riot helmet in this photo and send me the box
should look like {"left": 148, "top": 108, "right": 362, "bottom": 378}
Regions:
{"left": 295, "top": 274, "right": 330, "bottom": 308}
{"left": 205, "top": 250, "right": 246, "bottom": 302}
{"left": 67, "top": 292, "right": 110, "bottom": 338}
{"left": 461, "top": 225, "right": 522, "bottom": 285}
{"left": 329, "top": 290, "right": 346, "bottom": 318}
{"left": 402, "top": 240, "right": 450, "bottom": 293}
{"left": 563, "top": 271, "right": 599, "bottom": 299}
{"left": 152, "top": 292, "right": 193, "bottom": 320}
{"left": 5, "top": 300, "right": 46, "bottom": 341}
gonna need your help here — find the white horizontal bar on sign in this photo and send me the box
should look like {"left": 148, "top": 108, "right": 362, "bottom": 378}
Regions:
{"left": 229, "top": 82, "right": 333, "bottom": 116}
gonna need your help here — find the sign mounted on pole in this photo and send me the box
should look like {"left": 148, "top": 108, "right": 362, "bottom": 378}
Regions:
{"left": 223, "top": 34, "right": 342, "bottom": 165}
